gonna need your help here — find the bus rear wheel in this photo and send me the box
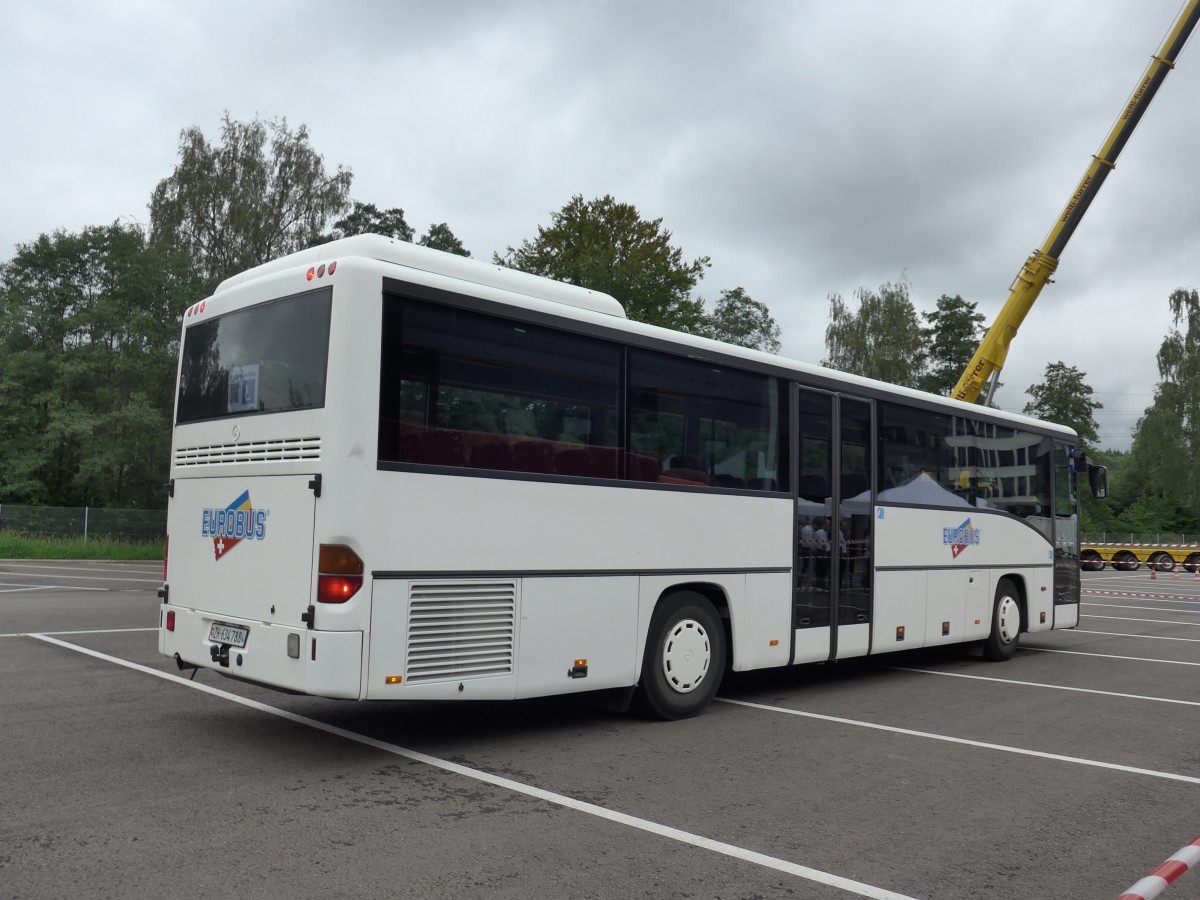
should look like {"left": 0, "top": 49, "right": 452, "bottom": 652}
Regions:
{"left": 983, "top": 579, "right": 1022, "bottom": 661}
{"left": 634, "top": 592, "right": 726, "bottom": 720}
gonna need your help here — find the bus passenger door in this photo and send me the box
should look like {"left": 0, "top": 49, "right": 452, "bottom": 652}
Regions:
{"left": 793, "top": 389, "right": 874, "bottom": 664}
{"left": 834, "top": 397, "right": 873, "bottom": 658}
{"left": 794, "top": 388, "right": 833, "bottom": 663}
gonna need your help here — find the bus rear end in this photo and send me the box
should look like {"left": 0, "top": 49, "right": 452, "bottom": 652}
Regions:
{"left": 159, "top": 270, "right": 363, "bottom": 699}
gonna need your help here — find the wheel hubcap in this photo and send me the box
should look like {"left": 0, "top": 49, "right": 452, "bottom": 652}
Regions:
{"left": 996, "top": 596, "right": 1020, "bottom": 644}
{"left": 662, "top": 618, "right": 711, "bottom": 693}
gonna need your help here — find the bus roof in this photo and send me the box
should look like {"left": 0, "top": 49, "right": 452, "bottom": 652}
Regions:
{"left": 212, "top": 234, "right": 627, "bottom": 319}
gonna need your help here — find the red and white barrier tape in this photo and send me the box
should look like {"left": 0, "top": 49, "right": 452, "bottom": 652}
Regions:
{"left": 1116, "top": 837, "right": 1200, "bottom": 900}
{"left": 1088, "top": 543, "right": 1200, "bottom": 549}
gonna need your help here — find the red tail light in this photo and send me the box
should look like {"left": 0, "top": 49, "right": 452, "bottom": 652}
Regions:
{"left": 166, "top": 610, "right": 176, "bottom": 631}
{"left": 317, "top": 544, "right": 363, "bottom": 604}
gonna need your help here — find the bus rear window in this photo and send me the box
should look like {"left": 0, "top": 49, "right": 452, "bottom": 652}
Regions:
{"left": 176, "top": 288, "right": 333, "bottom": 424}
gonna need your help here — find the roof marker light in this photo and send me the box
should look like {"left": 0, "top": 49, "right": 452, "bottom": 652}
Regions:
{"left": 317, "top": 264, "right": 326, "bottom": 278}
{"left": 328, "top": 261, "right": 337, "bottom": 274}
{"left": 306, "top": 267, "right": 315, "bottom": 281}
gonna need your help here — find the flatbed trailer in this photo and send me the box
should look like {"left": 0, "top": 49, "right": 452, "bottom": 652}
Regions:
{"left": 1080, "top": 542, "right": 1200, "bottom": 572}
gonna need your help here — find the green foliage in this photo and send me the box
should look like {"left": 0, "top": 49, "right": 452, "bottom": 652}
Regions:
{"left": 1023, "top": 361, "right": 1102, "bottom": 447}
{"left": 1090, "top": 288, "right": 1200, "bottom": 534}
{"left": 330, "top": 203, "right": 470, "bottom": 257}
{"left": 0, "top": 224, "right": 197, "bottom": 508}
{"left": 0, "top": 531, "right": 162, "bottom": 560}
{"left": 496, "top": 194, "right": 710, "bottom": 333}
{"left": 822, "top": 279, "right": 925, "bottom": 387}
{"left": 497, "top": 195, "right": 781, "bottom": 350}
{"left": 419, "top": 222, "right": 470, "bottom": 257}
{"left": 331, "top": 201, "right": 414, "bottom": 242}
{"left": 697, "top": 287, "right": 781, "bottom": 353}
{"left": 149, "top": 113, "right": 353, "bottom": 291}
{"left": 918, "top": 294, "right": 986, "bottom": 396}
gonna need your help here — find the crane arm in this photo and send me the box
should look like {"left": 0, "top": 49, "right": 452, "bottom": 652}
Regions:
{"left": 951, "top": 0, "right": 1200, "bottom": 404}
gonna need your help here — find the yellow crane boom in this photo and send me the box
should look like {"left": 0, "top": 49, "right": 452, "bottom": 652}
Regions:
{"left": 952, "top": 0, "right": 1200, "bottom": 405}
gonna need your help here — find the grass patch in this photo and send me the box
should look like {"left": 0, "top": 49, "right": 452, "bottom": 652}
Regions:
{"left": 0, "top": 531, "right": 163, "bottom": 560}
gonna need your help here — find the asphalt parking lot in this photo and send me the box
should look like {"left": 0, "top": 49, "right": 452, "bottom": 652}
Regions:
{"left": 2, "top": 562, "right": 1197, "bottom": 899}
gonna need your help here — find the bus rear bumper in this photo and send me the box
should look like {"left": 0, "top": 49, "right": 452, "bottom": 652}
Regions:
{"left": 159, "top": 605, "right": 363, "bottom": 700}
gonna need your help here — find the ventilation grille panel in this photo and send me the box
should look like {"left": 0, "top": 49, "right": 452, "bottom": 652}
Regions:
{"left": 406, "top": 581, "right": 517, "bottom": 684}
{"left": 175, "top": 437, "right": 321, "bottom": 467}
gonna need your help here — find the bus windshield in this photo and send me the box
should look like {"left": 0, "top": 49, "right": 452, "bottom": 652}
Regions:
{"left": 176, "top": 287, "right": 332, "bottom": 424}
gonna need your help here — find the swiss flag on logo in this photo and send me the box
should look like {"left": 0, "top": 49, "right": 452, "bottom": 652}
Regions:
{"left": 212, "top": 491, "right": 252, "bottom": 561}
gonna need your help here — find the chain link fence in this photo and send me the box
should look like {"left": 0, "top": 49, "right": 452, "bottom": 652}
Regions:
{"left": 0, "top": 505, "right": 166, "bottom": 541}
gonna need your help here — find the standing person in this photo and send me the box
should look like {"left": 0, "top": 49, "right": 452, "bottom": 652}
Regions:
{"left": 813, "top": 518, "right": 831, "bottom": 590}
{"left": 798, "top": 515, "right": 815, "bottom": 588}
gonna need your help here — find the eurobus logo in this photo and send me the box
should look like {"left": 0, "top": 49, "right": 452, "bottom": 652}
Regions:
{"left": 201, "top": 489, "right": 268, "bottom": 561}
{"left": 943, "top": 518, "right": 981, "bottom": 559}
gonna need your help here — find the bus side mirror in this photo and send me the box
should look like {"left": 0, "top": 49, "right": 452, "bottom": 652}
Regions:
{"left": 1088, "top": 465, "right": 1109, "bottom": 500}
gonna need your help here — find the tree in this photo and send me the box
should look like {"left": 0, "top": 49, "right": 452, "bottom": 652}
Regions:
{"left": 1022, "top": 362, "right": 1102, "bottom": 447}
{"left": 330, "top": 203, "right": 471, "bottom": 257}
{"left": 918, "top": 294, "right": 987, "bottom": 396}
{"left": 419, "top": 222, "right": 470, "bottom": 257}
{"left": 496, "top": 194, "right": 709, "bottom": 332}
{"left": 149, "top": 113, "right": 353, "bottom": 291}
{"left": 698, "top": 287, "right": 781, "bottom": 353}
{"left": 330, "top": 201, "right": 414, "bottom": 242}
{"left": 0, "top": 224, "right": 199, "bottom": 507}
{"left": 822, "top": 278, "right": 925, "bottom": 387}
{"left": 1116, "top": 288, "right": 1200, "bottom": 527}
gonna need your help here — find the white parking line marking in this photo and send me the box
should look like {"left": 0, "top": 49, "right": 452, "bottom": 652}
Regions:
{"left": 1023, "top": 647, "right": 1200, "bottom": 666}
{"left": 0, "top": 570, "right": 160, "bottom": 584}
{"left": 0, "top": 583, "right": 109, "bottom": 593}
{"left": 889, "top": 667, "right": 1200, "bottom": 707}
{"left": 1083, "top": 615, "right": 1200, "bottom": 627}
{"left": 1072, "top": 629, "right": 1200, "bottom": 643}
{"left": 1, "top": 627, "right": 157, "bottom": 638}
{"left": 1086, "top": 603, "right": 1200, "bottom": 614}
{"left": 0, "top": 562, "right": 160, "bottom": 575}
{"left": 717, "top": 699, "right": 1200, "bottom": 786}
{"left": 26, "top": 633, "right": 920, "bottom": 900}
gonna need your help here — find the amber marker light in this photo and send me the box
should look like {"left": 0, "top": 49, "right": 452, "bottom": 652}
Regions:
{"left": 385, "top": 675, "right": 402, "bottom": 685}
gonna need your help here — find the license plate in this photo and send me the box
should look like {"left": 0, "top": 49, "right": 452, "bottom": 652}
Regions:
{"left": 208, "top": 621, "right": 249, "bottom": 648}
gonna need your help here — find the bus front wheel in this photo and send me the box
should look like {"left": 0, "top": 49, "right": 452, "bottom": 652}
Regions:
{"left": 634, "top": 592, "right": 726, "bottom": 720}
{"left": 983, "top": 579, "right": 1022, "bottom": 661}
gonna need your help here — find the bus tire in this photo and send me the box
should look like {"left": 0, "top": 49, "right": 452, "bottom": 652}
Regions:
{"left": 634, "top": 592, "right": 726, "bottom": 720}
{"left": 983, "top": 579, "right": 1021, "bottom": 662}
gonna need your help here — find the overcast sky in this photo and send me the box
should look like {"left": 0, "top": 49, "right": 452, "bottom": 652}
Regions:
{"left": 5, "top": 1, "right": 1199, "bottom": 450}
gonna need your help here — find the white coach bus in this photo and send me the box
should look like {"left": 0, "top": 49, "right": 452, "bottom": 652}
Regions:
{"left": 158, "top": 235, "right": 1103, "bottom": 719}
